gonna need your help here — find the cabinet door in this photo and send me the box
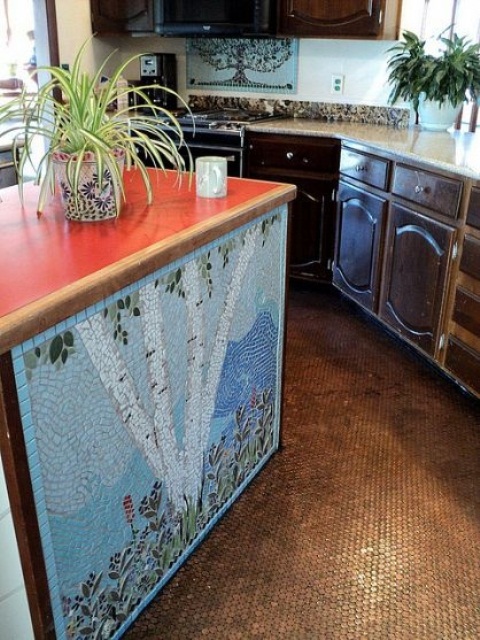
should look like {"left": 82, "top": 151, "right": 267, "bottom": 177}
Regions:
{"left": 379, "top": 203, "right": 456, "bottom": 356}
{"left": 91, "top": 0, "right": 155, "bottom": 33}
{"left": 278, "top": 0, "right": 384, "bottom": 37}
{"left": 288, "top": 177, "right": 337, "bottom": 282}
{"left": 247, "top": 134, "right": 340, "bottom": 282}
{"left": 333, "top": 181, "right": 387, "bottom": 312}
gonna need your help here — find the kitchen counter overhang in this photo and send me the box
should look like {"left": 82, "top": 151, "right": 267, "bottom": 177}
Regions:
{"left": 0, "top": 169, "right": 295, "bottom": 354}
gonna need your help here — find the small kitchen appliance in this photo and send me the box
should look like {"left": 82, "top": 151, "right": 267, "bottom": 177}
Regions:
{"left": 138, "top": 53, "right": 177, "bottom": 111}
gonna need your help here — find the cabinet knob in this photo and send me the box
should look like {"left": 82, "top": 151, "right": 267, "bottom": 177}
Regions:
{"left": 286, "top": 152, "right": 294, "bottom": 160}
{"left": 302, "top": 157, "right": 309, "bottom": 164}
{"left": 414, "top": 185, "right": 425, "bottom": 194}
{"left": 355, "top": 164, "right": 366, "bottom": 172}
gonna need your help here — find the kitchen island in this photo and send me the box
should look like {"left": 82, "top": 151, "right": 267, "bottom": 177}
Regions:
{"left": 0, "top": 170, "right": 295, "bottom": 640}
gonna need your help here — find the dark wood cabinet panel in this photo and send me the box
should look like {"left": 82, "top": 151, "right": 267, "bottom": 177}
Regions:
{"left": 466, "top": 186, "right": 480, "bottom": 230}
{"left": 277, "top": 0, "right": 399, "bottom": 38}
{"left": 340, "top": 146, "right": 390, "bottom": 191}
{"left": 452, "top": 287, "right": 480, "bottom": 338}
{"left": 247, "top": 134, "right": 339, "bottom": 177}
{"left": 91, "top": 0, "right": 155, "bottom": 33}
{"left": 380, "top": 203, "right": 455, "bottom": 356}
{"left": 288, "top": 177, "right": 338, "bottom": 281}
{"left": 392, "top": 164, "right": 462, "bottom": 220}
{"left": 459, "top": 235, "right": 480, "bottom": 280}
{"left": 333, "top": 181, "right": 387, "bottom": 312}
{"left": 247, "top": 133, "right": 340, "bottom": 282}
{"left": 445, "top": 336, "right": 480, "bottom": 396}
{"left": 447, "top": 231, "right": 480, "bottom": 392}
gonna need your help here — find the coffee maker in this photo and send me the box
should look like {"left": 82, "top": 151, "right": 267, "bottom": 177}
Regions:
{"left": 138, "top": 53, "right": 177, "bottom": 112}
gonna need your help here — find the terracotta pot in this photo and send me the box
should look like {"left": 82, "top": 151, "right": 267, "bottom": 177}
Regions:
{"left": 52, "top": 149, "right": 125, "bottom": 222}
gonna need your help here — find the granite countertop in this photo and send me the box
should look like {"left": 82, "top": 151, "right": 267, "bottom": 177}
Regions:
{"left": 247, "top": 118, "right": 480, "bottom": 180}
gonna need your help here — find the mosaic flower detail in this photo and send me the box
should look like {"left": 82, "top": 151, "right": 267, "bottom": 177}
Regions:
{"left": 123, "top": 495, "right": 135, "bottom": 524}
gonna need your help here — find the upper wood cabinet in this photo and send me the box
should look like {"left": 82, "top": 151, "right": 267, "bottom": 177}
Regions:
{"left": 91, "top": 0, "right": 156, "bottom": 33}
{"left": 277, "top": 0, "right": 401, "bottom": 39}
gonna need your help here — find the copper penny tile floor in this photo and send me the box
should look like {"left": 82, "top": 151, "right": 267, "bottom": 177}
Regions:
{"left": 124, "top": 286, "right": 480, "bottom": 639}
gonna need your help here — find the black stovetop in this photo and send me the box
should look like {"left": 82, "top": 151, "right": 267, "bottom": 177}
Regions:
{"left": 173, "top": 108, "right": 284, "bottom": 129}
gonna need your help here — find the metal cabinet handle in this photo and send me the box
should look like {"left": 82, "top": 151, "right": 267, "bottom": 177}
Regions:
{"left": 355, "top": 164, "right": 366, "bottom": 172}
{"left": 286, "top": 152, "right": 294, "bottom": 160}
{"left": 414, "top": 185, "right": 425, "bottom": 194}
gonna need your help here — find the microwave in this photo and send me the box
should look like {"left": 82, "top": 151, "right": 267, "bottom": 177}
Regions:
{"left": 155, "top": 0, "right": 276, "bottom": 37}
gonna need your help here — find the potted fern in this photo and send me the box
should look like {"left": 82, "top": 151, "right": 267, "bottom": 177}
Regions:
{"left": 0, "top": 39, "right": 191, "bottom": 221}
{"left": 387, "top": 31, "right": 480, "bottom": 131}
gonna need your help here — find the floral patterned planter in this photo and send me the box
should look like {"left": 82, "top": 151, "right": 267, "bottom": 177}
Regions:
{"left": 53, "top": 149, "right": 125, "bottom": 222}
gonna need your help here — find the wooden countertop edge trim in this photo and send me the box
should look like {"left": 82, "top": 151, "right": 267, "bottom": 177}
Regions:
{"left": 0, "top": 184, "right": 296, "bottom": 354}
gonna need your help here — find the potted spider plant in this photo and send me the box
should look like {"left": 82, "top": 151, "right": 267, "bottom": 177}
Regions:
{"left": 387, "top": 30, "right": 480, "bottom": 131}
{"left": 0, "top": 39, "right": 191, "bottom": 221}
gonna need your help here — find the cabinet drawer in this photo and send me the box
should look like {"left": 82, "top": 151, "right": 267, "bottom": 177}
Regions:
{"left": 392, "top": 164, "right": 462, "bottom": 219}
{"left": 460, "top": 235, "right": 480, "bottom": 279}
{"left": 466, "top": 185, "right": 480, "bottom": 229}
{"left": 446, "top": 336, "right": 480, "bottom": 395}
{"left": 340, "top": 147, "right": 389, "bottom": 190}
{"left": 453, "top": 287, "right": 480, "bottom": 337}
{"left": 248, "top": 135, "right": 340, "bottom": 174}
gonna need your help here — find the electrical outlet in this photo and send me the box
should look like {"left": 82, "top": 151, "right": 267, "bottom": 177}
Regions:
{"left": 331, "top": 74, "right": 344, "bottom": 95}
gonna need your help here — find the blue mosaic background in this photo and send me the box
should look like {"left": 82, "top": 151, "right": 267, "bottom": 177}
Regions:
{"left": 12, "top": 207, "right": 288, "bottom": 639}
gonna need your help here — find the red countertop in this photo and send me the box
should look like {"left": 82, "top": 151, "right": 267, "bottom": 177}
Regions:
{"left": 0, "top": 169, "right": 295, "bottom": 353}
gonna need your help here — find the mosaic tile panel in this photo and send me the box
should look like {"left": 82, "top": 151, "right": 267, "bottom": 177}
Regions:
{"left": 187, "top": 38, "right": 298, "bottom": 94}
{"left": 11, "top": 207, "right": 288, "bottom": 639}
{"left": 188, "top": 95, "right": 410, "bottom": 128}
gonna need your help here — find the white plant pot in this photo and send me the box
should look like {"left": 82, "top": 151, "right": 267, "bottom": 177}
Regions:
{"left": 417, "top": 98, "right": 459, "bottom": 132}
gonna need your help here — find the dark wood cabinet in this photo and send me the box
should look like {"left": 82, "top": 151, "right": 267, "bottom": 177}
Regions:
{"left": 446, "top": 207, "right": 480, "bottom": 396}
{"left": 247, "top": 133, "right": 340, "bottom": 282}
{"left": 333, "top": 181, "right": 387, "bottom": 312}
{"left": 91, "top": 0, "right": 156, "bottom": 33}
{"left": 334, "top": 144, "right": 390, "bottom": 312}
{"left": 277, "top": 0, "right": 400, "bottom": 39}
{"left": 336, "top": 142, "right": 465, "bottom": 370}
{"left": 379, "top": 203, "right": 455, "bottom": 357}
{"left": 392, "top": 164, "right": 462, "bottom": 221}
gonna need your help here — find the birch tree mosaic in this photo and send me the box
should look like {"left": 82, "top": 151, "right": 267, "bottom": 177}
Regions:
{"left": 20, "top": 212, "right": 285, "bottom": 639}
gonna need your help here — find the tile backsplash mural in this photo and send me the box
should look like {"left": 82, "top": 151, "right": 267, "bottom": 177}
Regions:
{"left": 187, "top": 37, "right": 298, "bottom": 93}
{"left": 12, "top": 209, "right": 287, "bottom": 639}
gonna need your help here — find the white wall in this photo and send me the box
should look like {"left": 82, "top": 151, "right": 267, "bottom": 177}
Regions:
{"left": 54, "top": 0, "right": 400, "bottom": 107}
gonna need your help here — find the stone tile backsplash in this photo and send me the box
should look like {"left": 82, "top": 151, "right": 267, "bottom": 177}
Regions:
{"left": 188, "top": 95, "right": 410, "bottom": 128}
